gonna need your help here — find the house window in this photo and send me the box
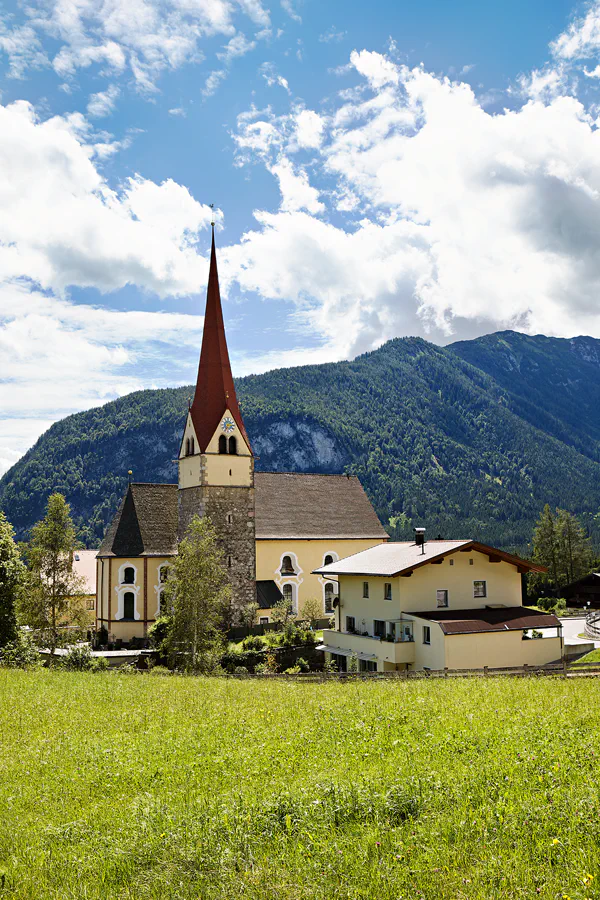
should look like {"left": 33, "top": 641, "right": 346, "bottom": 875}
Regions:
{"left": 86, "top": 599, "right": 95, "bottom": 610}
{"left": 374, "top": 619, "right": 385, "bottom": 639}
{"left": 387, "top": 622, "right": 396, "bottom": 641}
{"left": 280, "top": 555, "right": 295, "bottom": 575}
{"left": 123, "top": 592, "right": 135, "bottom": 620}
{"left": 423, "top": 626, "right": 431, "bottom": 645}
{"left": 436, "top": 590, "right": 449, "bottom": 608}
{"left": 363, "top": 582, "right": 369, "bottom": 598}
{"left": 359, "top": 659, "right": 377, "bottom": 672}
{"left": 228, "top": 436, "right": 237, "bottom": 455}
{"left": 332, "top": 653, "right": 347, "bottom": 673}
{"left": 324, "top": 583, "right": 335, "bottom": 614}
{"left": 218, "top": 435, "right": 227, "bottom": 454}
{"left": 449, "top": 559, "right": 454, "bottom": 566}
{"left": 259, "top": 617, "right": 269, "bottom": 625}
{"left": 123, "top": 566, "right": 135, "bottom": 585}
{"left": 384, "top": 583, "right": 392, "bottom": 601}
{"left": 474, "top": 580, "right": 487, "bottom": 598}
{"left": 469, "top": 558, "right": 474, "bottom": 566}
{"left": 346, "top": 615, "right": 356, "bottom": 633}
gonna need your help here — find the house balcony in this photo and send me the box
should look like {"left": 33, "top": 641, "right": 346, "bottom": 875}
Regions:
{"left": 321, "top": 629, "right": 416, "bottom": 667}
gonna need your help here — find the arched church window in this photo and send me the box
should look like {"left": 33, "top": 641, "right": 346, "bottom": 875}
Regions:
{"left": 185, "top": 438, "right": 190, "bottom": 456}
{"left": 159, "top": 565, "right": 170, "bottom": 583}
{"left": 324, "top": 555, "right": 334, "bottom": 566}
{"left": 219, "top": 435, "right": 227, "bottom": 454}
{"left": 228, "top": 436, "right": 237, "bottom": 455}
{"left": 281, "top": 555, "right": 295, "bottom": 575}
{"left": 190, "top": 437, "right": 195, "bottom": 455}
{"left": 227, "top": 513, "right": 233, "bottom": 525}
{"left": 123, "top": 567, "right": 135, "bottom": 585}
{"left": 227, "top": 555, "right": 233, "bottom": 568}
{"left": 123, "top": 592, "right": 135, "bottom": 620}
{"left": 282, "top": 583, "right": 293, "bottom": 606}
{"left": 324, "top": 583, "right": 335, "bottom": 614}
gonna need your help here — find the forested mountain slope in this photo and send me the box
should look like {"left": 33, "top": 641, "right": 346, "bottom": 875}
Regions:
{"left": 1, "top": 331, "right": 599, "bottom": 552}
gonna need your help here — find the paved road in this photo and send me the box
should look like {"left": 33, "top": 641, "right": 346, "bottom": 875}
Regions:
{"left": 560, "top": 616, "right": 600, "bottom": 647}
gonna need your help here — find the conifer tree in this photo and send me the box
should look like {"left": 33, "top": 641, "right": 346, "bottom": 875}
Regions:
{"left": 0, "top": 512, "right": 24, "bottom": 648}
{"left": 18, "top": 493, "right": 87, "bottom": 657}
{"left": 532, "top": 505, "right": 595, "bottom": 593}
{"left": 532, "top": 505, "right": 560, "bottom": 587}
{"left": 162, "top": 515, "right": 231, "bottom": 672}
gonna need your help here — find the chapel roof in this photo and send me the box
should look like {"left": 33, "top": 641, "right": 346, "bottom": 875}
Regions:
{"left": 254, "top": 472, "right": 388, "bottom": 540}
{"left": 97, "top": 473, "right": 386, "bottom": 557}
{"left": 98, "top": 483, "right": 179, "bottom": 557}
{"left": 189, "top": 228, "right": 251, "bottom": 453}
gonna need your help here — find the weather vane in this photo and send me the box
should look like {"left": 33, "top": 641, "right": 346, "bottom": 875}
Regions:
{"left": 209, "top": 202, "right": 215, "bottom": 229}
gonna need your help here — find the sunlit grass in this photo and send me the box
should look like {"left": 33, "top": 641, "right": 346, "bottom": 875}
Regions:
{"left": 1, "top": 670, "right": 599, "bottom": 899}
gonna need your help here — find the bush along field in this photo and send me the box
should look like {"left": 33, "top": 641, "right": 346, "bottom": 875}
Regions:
{"left": 1, "top": 671, "right": 600, "bottom": 900}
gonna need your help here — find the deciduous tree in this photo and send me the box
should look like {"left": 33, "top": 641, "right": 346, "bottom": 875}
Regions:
{"left": 162, "top": 515, "right": 231, "bottom": 672}
{"left": 18, "top": 494, "right": 87, "bottom": 657}
{"left": 0, "top": 512, "right": 24, "bottom": 648}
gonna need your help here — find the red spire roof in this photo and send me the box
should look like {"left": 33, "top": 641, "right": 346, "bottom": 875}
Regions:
{"left": 190, "top": 227, "right": 251, "bottom": 453}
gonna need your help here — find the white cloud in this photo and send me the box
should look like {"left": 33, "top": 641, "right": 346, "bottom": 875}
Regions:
{"left": 168, "top": 106, "right": 187, "bottom": 116}
{"left": 260, "top": 61, "right": 291, "bottom": 93}
{"left": 319, "top": 27, "right": 346, "bottom": 44}
{"left": 280, "top": 0, "right": 301, "bottom": 23}
{"left": 350, "top": 49, "right": 400, "bottom": 88}
{"left": 0, "top": 99, "right": 214, "bottom": 296}
{"left": 552, "top": 1, "right": 600, "bottom": 60}
{"left": 203, "top": 68, "right": 227, "bottom": 97}
{"left": 217, "top": 32, "right": 256, "bottom": 63}
{"left": 294, "top": 109, "right": 324, "bottom": 148}
{"left": 516, "top": 64, "right": 571, "bottom": 101}
{"left": 229, "top": 51, "right": 600, "bottom": 359}
{"left": 86, "top": 83, "right": 120, "bottom": 117}
{"left": 0, "top": 0, "right": 270, "bottom": 91}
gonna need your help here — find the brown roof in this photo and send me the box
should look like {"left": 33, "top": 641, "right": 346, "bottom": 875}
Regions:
{"left": 409, "top": 606, "right": 561, "bottom": 635}
{"left": 254, "top": 472, "right": 387, "bottom": 540}
{"left": 98, "top": 483, "right": 179, "bottom": 557}
{"left": 314, "top": 539, "right": 545, "bottom": 577}
{"left": 98, "top": 473, "right": 385, "bottom": 557}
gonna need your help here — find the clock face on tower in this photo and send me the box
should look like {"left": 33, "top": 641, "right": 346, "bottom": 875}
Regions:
{"left": 221, "top": 417, "right": 236, "bottom": 434}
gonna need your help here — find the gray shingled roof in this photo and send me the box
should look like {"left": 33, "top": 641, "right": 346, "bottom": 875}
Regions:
{"left": 98, "top": 472, "right": 386, "bottom": 557}
{"left": 98, "top": 483, "right": 178, "bottom": 557}
{"left": 254, "top": 472, "right": 387, "bottom": 540}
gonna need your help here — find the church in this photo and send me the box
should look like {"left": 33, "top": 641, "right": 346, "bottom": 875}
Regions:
{"left": 95, "top": 226, "right": 387, "bottom": 643}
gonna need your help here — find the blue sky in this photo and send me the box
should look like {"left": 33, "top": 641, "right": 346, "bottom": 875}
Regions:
{"left": 1, "top": 0, "right": 600, "bottom": 473}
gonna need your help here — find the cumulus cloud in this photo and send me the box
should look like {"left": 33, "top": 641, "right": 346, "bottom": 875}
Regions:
{"left": 229, "top": 51, "right": 600, "bottom": 359}
{"left": 552, "top": 1, "right": 600, "bottom": 60}
{"left": 260, "top": 61, "right": 291, "bottom": 93}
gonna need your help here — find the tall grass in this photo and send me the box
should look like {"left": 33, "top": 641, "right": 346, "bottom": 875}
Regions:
{"left": 1, "top": 670, "right": 599, "bottom": 899}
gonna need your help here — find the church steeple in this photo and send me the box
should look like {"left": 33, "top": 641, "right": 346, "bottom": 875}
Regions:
{"left": 189, "top": 225, "right": 250, "bottom": 453}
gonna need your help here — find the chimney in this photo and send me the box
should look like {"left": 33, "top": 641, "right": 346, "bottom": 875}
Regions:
{"left": 414, "top": 527, "right": 426, "bottom": 554}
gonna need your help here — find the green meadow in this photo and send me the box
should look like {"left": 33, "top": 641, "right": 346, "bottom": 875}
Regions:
{"left": 1, "top": 671, "right": 600, "bottom": 900}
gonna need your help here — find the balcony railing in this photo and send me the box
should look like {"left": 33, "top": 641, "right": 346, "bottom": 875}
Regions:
{"left": 343, "top": 629, "right": 414, "bottom": 644}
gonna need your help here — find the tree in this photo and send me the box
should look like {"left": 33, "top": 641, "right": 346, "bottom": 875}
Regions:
{"left": 18, "top": 494, "right": 87, "bottom": 658}
{"left": 239, "top": 601, "right": 259, "bottom": 630}
{"left": 301, "top": 596, "right": 322, "bottom": 630}
{"left": 0, "top": 512, "right": 24, "bottom": 649}
{"left": 532, "top": 505, "right": 595, "bottom": 594}
{"left": 162, "top": 515, "right": 231, "bottom": 672}
{"left": 272, "top": 596, "right": 296, "bottom": 629}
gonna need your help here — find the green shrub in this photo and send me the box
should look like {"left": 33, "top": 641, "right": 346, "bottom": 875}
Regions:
{"left": 147, "top": 665, "right": 172, "bottom": 676}
{"left": 233, "top": 666, "right": 248, "bottom": 675}
{"left": 296, "top": 657, "right": 310, "bottom": 672}
{"left": 0, "top": 632, "right": 39, "bottom": 669}
{"left": 284, "top": 665, "right": 301, "bottom": 674}
{"left": 242, "top": 635, "right": 265, "bottom": 651}
{"left": 90, "top": 656, "right": 109, "bottom": 672}
{"left": 254, "top": 663, "right": 269, "bottom": 674}
{"left": 62, "top": 645, "right": 95, "bottom": 671}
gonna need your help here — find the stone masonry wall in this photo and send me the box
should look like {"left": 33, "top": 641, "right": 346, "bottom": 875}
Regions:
{"left": 178, "top": 484, "right": 257, "bottom": 610}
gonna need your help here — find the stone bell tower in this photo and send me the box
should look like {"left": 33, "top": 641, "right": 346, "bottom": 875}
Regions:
{"left": 178, "top": 222, "right": 256, "bottom": 609}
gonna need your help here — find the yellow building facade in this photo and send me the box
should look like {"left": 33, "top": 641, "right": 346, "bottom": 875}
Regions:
{"left": 316, "top": 539, "right": 562, "bottom": 672}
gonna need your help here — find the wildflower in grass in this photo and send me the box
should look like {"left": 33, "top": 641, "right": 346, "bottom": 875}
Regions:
{"left": 552, "top": 838, "right": 559, "bottom": 845}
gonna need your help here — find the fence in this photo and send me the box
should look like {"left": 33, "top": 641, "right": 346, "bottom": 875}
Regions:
{"left": 222, "top": 660, "right": 600, "bottom": 681}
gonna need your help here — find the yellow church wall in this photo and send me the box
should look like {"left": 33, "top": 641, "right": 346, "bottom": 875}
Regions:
{"left": 96, "top": 555, "right": 173, "bottom": 641}
{"left": 256, "top": 538, "right": 382, "bottom": 619}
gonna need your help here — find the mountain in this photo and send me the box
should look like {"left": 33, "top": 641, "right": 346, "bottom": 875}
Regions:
{"left": 1, "top": 330, "right": 600, "bottom": 553}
